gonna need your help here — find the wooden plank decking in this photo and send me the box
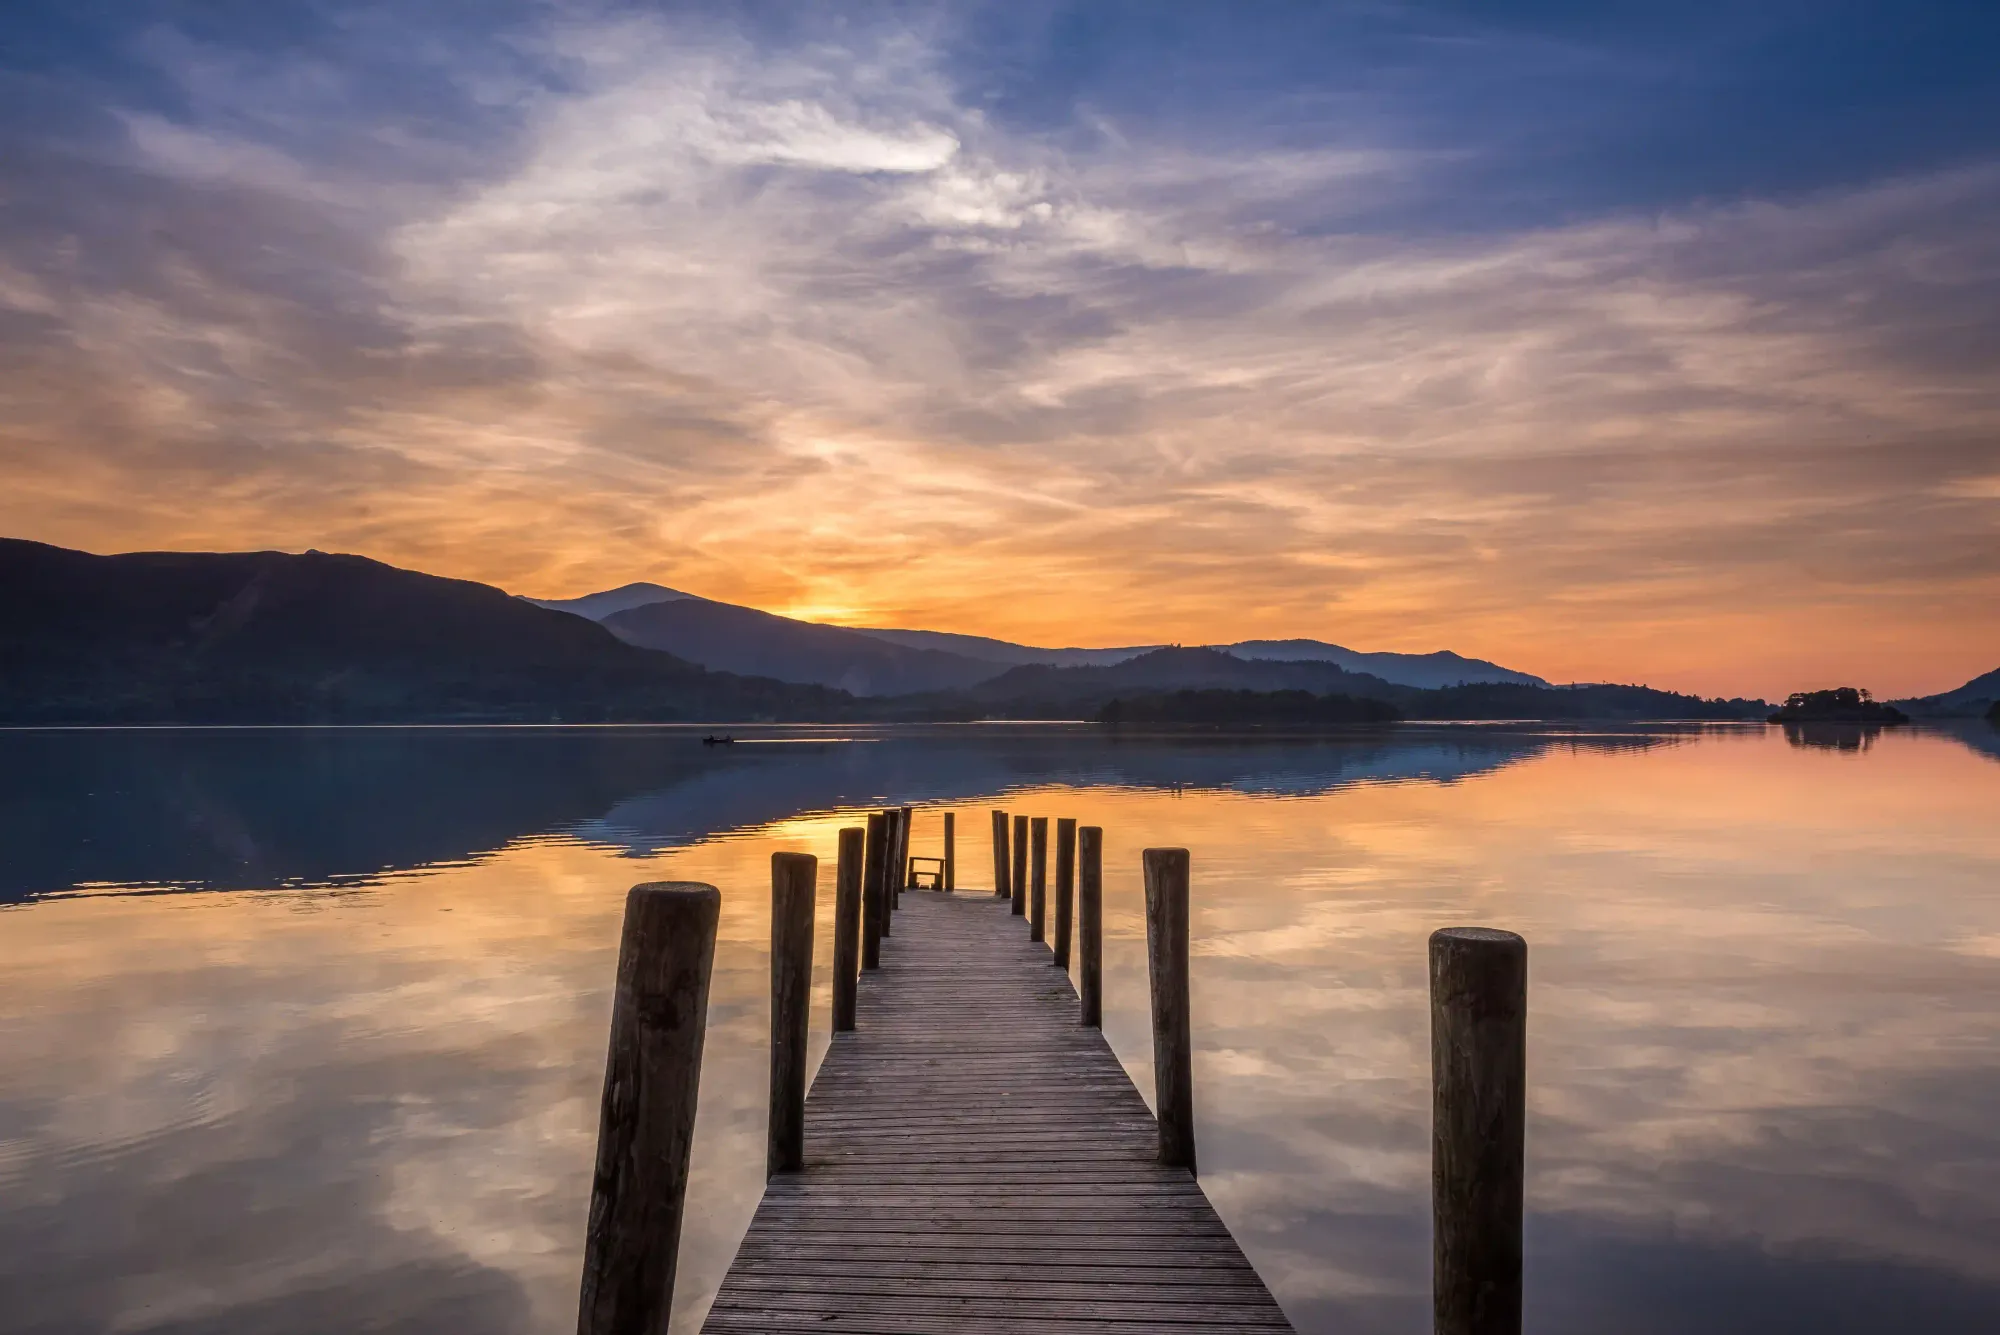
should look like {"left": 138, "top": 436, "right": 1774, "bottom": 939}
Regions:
{"left": 701, "top": 888, "right": 1296, "bottom": 1333}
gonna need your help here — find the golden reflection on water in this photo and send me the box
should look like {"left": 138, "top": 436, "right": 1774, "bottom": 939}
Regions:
{"left": 1, "top": 725, "right": 1997, "bottom": 1333}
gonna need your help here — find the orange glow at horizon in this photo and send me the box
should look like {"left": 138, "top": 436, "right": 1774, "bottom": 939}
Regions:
{"left": 4, "top": 506, "right": 1990, "bottom": 702}
{"left": 1, "top": 14, "right": 1995, "bottom": 704}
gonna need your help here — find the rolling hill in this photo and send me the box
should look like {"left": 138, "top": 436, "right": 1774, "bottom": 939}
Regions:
{"left": 1225, "top": 640, "right": 1546, "bottom": 688}
{"left": 532, "top": 581, "right": 1548, "bottom": 690}
{"left": 0, "top": 539, "right": 847, "bottom": 723}
{"left": 523, "top": 581, "right": 701, "bottom": 620}
{"left": 885, "top": 647, "right": 1764, "bottom": 721}
{"left": 601, "top": 598, "right": 1001, "bottom": 696}
{"left": 952, "top": 647, "right": 1401, "bottom": 711}
{"left": 2, "top": 541, "right": 1780, "bottom": 724}
{"left": 850, "top": 626, "right": 1161, "bottom": 669}
{"left": 1894, "top": 667, "right": 2000, "bottom": 718}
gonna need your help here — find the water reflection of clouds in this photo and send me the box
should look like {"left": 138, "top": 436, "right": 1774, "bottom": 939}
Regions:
{"left": 1083, "top": 733, "right": 2000, "bottom": 1333}
{"left": 0, "top": 896, "right": 557, "bottom": 1333}
{"left": 0, "top": 836, "right": 808, "bottom": 1335}
{"left": 1, "top": 726, "right": 1997, "bottom": 1334}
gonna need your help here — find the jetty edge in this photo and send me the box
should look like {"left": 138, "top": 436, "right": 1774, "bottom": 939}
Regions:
{"left": 578, "top": 807, "right": 1530, "bottom": 1335}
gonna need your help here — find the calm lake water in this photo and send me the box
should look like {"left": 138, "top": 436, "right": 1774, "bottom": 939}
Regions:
{"left": 3, "top": 722, "right": 1998, "bottom": 1334}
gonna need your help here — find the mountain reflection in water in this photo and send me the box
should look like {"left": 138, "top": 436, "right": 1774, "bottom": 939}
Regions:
{"left": 0, "top": 724, "right": 1663, "bottom": 902}
{"left": 0, "top": 722, "right": 1996, "bottom": 1335}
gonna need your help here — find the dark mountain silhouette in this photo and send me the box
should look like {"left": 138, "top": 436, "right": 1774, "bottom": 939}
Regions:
{"left": 533, "top": 581, "right": 1546, "bottom": 688}
{"left": 522, "top": 581, "right": 700, "bottom": 620}
{"left": 1225, "top": 639, "right": 1547, "bottom": 688}
{"left": 1894, "top": 667, "right": 2000, "bottom": 718}
{"left": 601, "top": 598, "right": 1002, "bottom": 696}
{"left": 4, "top": 540, "right": 1763, "bottom": 724}
{"left": 942, "top": 647, "right": 1402, "bottom": 714}
{"left": 0, "top": 539, "right": 847, "bottom": 723}
{"left": 860, "top": 630, "right": 1542, "bottom": 686}
{"left": 889, "top": 647, "right": 1763, "bottom": 720}
{"left": 1098, "top": 689, "right": 1402, "bottom": 726}
{"left": 851, "top": 626, "right": 1162, "bottom": 668}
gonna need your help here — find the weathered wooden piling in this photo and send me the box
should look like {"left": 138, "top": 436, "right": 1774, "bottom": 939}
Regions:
{"left": 1143, "top": 848, "right": 1195, "bottom": 1172}
{"left": 898, "top": 806, "right": 914, "bottom": 896}
{"left": 1011, "top": 814, "right": 1029, "bottom": 917}
{"left": 577, "top": 881, "right": 719, "bottom": 1335}
{"left": 1029, "top": 816, "right": 1049, "bottom": 942}
{"left": 831, "top": 827, "right": 863, "bottom": 1032}
{"left": 943, "top": 811, "right": 956, "bottom": 891}
{"left": 1430, "top": 927, "right": 1527, "bottom": 1335}
{"left": 991, "top": 809, "right": 1010, "bottom": 899}
{"left": 882, "top": 808, "right": 900, "bottom": 917}
{"left": 1079, "top": 826, "right": 1103, "bottom": 1026}
{"left": 1054, "top": 817, "right": 1077, "bottom": 969}
{"left": 886, "top": 808, "right": 901, "bottom": 905}
{"left": 884, "top": 807, "right": 900, "bottom": 935}
{"left": 767, "top": 853, "right": 816, "bottom": 1176}
{"left": 861, "top": 812, "right": 888, "bottom": 968}
{"left": 891, "top": 804, "right": 907, "bottom": 906}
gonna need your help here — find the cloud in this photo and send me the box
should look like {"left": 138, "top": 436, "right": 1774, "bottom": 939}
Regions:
{"left": 0, "top": 4, "right": 1994, "bottom": 695}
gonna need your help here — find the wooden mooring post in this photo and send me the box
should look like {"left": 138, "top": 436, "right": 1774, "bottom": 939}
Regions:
{"left": 579, "top": 826, "right": 1519, "bottom": 1335}
{"left": 767, "top": 853, "right": 815, "bottom": 1176}
{"left": 1029, "top": 816, "right": 1049, "bottom": 942}
{"left": 1053, "top": 816, "right": 1076, "bottom": 968}
{"left": 896, "top": 805, "right": 913, "bottom": 901}
{"left": 831, "top": 827, "right": 862, "bottom": 1032}
{"left": 1078, "top": 826, "right": 1103, "bottom": 1026}
{"left": 861, "top": 812, "right": 887, "bottom": 968}
{"left": 576, "top": 882, "right": 719, "bottom": 1335}
{"left": 884, "top": 807, "right": 900, "bottom": 923}
{"left": 879, "top": 809, "right": 897, "bottom": 936}
{"left": 943, "top": 811, "right": 956, "bottom": 891}
{"left": 1011, "top": 813, "right": 1029, "bottom": 917}
{"left": 1430, "top": 927, "right": 1527, "bottom": 1335}
{"left": 991, "top": 808, "right": 1010, "bottom": 900}
{"left": 1143, "top": 848, "right": 1195, "bottom": 1172}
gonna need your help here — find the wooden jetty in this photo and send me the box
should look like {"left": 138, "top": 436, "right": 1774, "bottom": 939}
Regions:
{"left": 577, "top": 809, "right": 1528, "bottom": 1335}
{"left": 704, "top": 887, "right": 1292, "bottom": 1332}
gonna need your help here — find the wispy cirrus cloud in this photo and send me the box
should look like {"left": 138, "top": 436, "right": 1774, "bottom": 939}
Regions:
{"left": 0, "top": 2, "right": 1994, "bottom": 695}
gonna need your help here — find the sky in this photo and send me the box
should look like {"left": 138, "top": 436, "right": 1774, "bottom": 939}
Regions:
{"left": 1, "top": 1, "right": 1996, "bottom": 699}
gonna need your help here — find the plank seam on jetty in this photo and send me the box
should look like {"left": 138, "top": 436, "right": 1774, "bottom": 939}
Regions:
{"left": 700, "top": 888, "right": 1296, "bottom": 1332}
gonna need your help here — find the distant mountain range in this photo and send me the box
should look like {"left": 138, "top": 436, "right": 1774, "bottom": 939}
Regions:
{"left": 18, "top": 538, "right": 1985, "bottom": 725}
{"left": 527, "top": 579, "right": 1549, "bottom": 695}
{"left": 1224, "top": 640, "right": 1547, "bottom": 690}
{"left": 524, "top": 581, "right": 700, "bottom": 620}
{"left": 920, "top": 646, "right": 1402, "bottom": 711}
{"left": 874, "top": 645, "right": 1763, "bottom": 722}
{"left": 0, "top": 540, "right": 845, "bottom": 723}
{"left": 848, "top": 627, "right": 1159, "bottom": 669}
{"left": 601, "top": 598, "right": 1001, "bottom": 697}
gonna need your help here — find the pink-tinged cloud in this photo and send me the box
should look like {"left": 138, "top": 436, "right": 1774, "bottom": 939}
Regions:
{"left": 0, "top": 7, "right": 1994, "bottom": 699}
